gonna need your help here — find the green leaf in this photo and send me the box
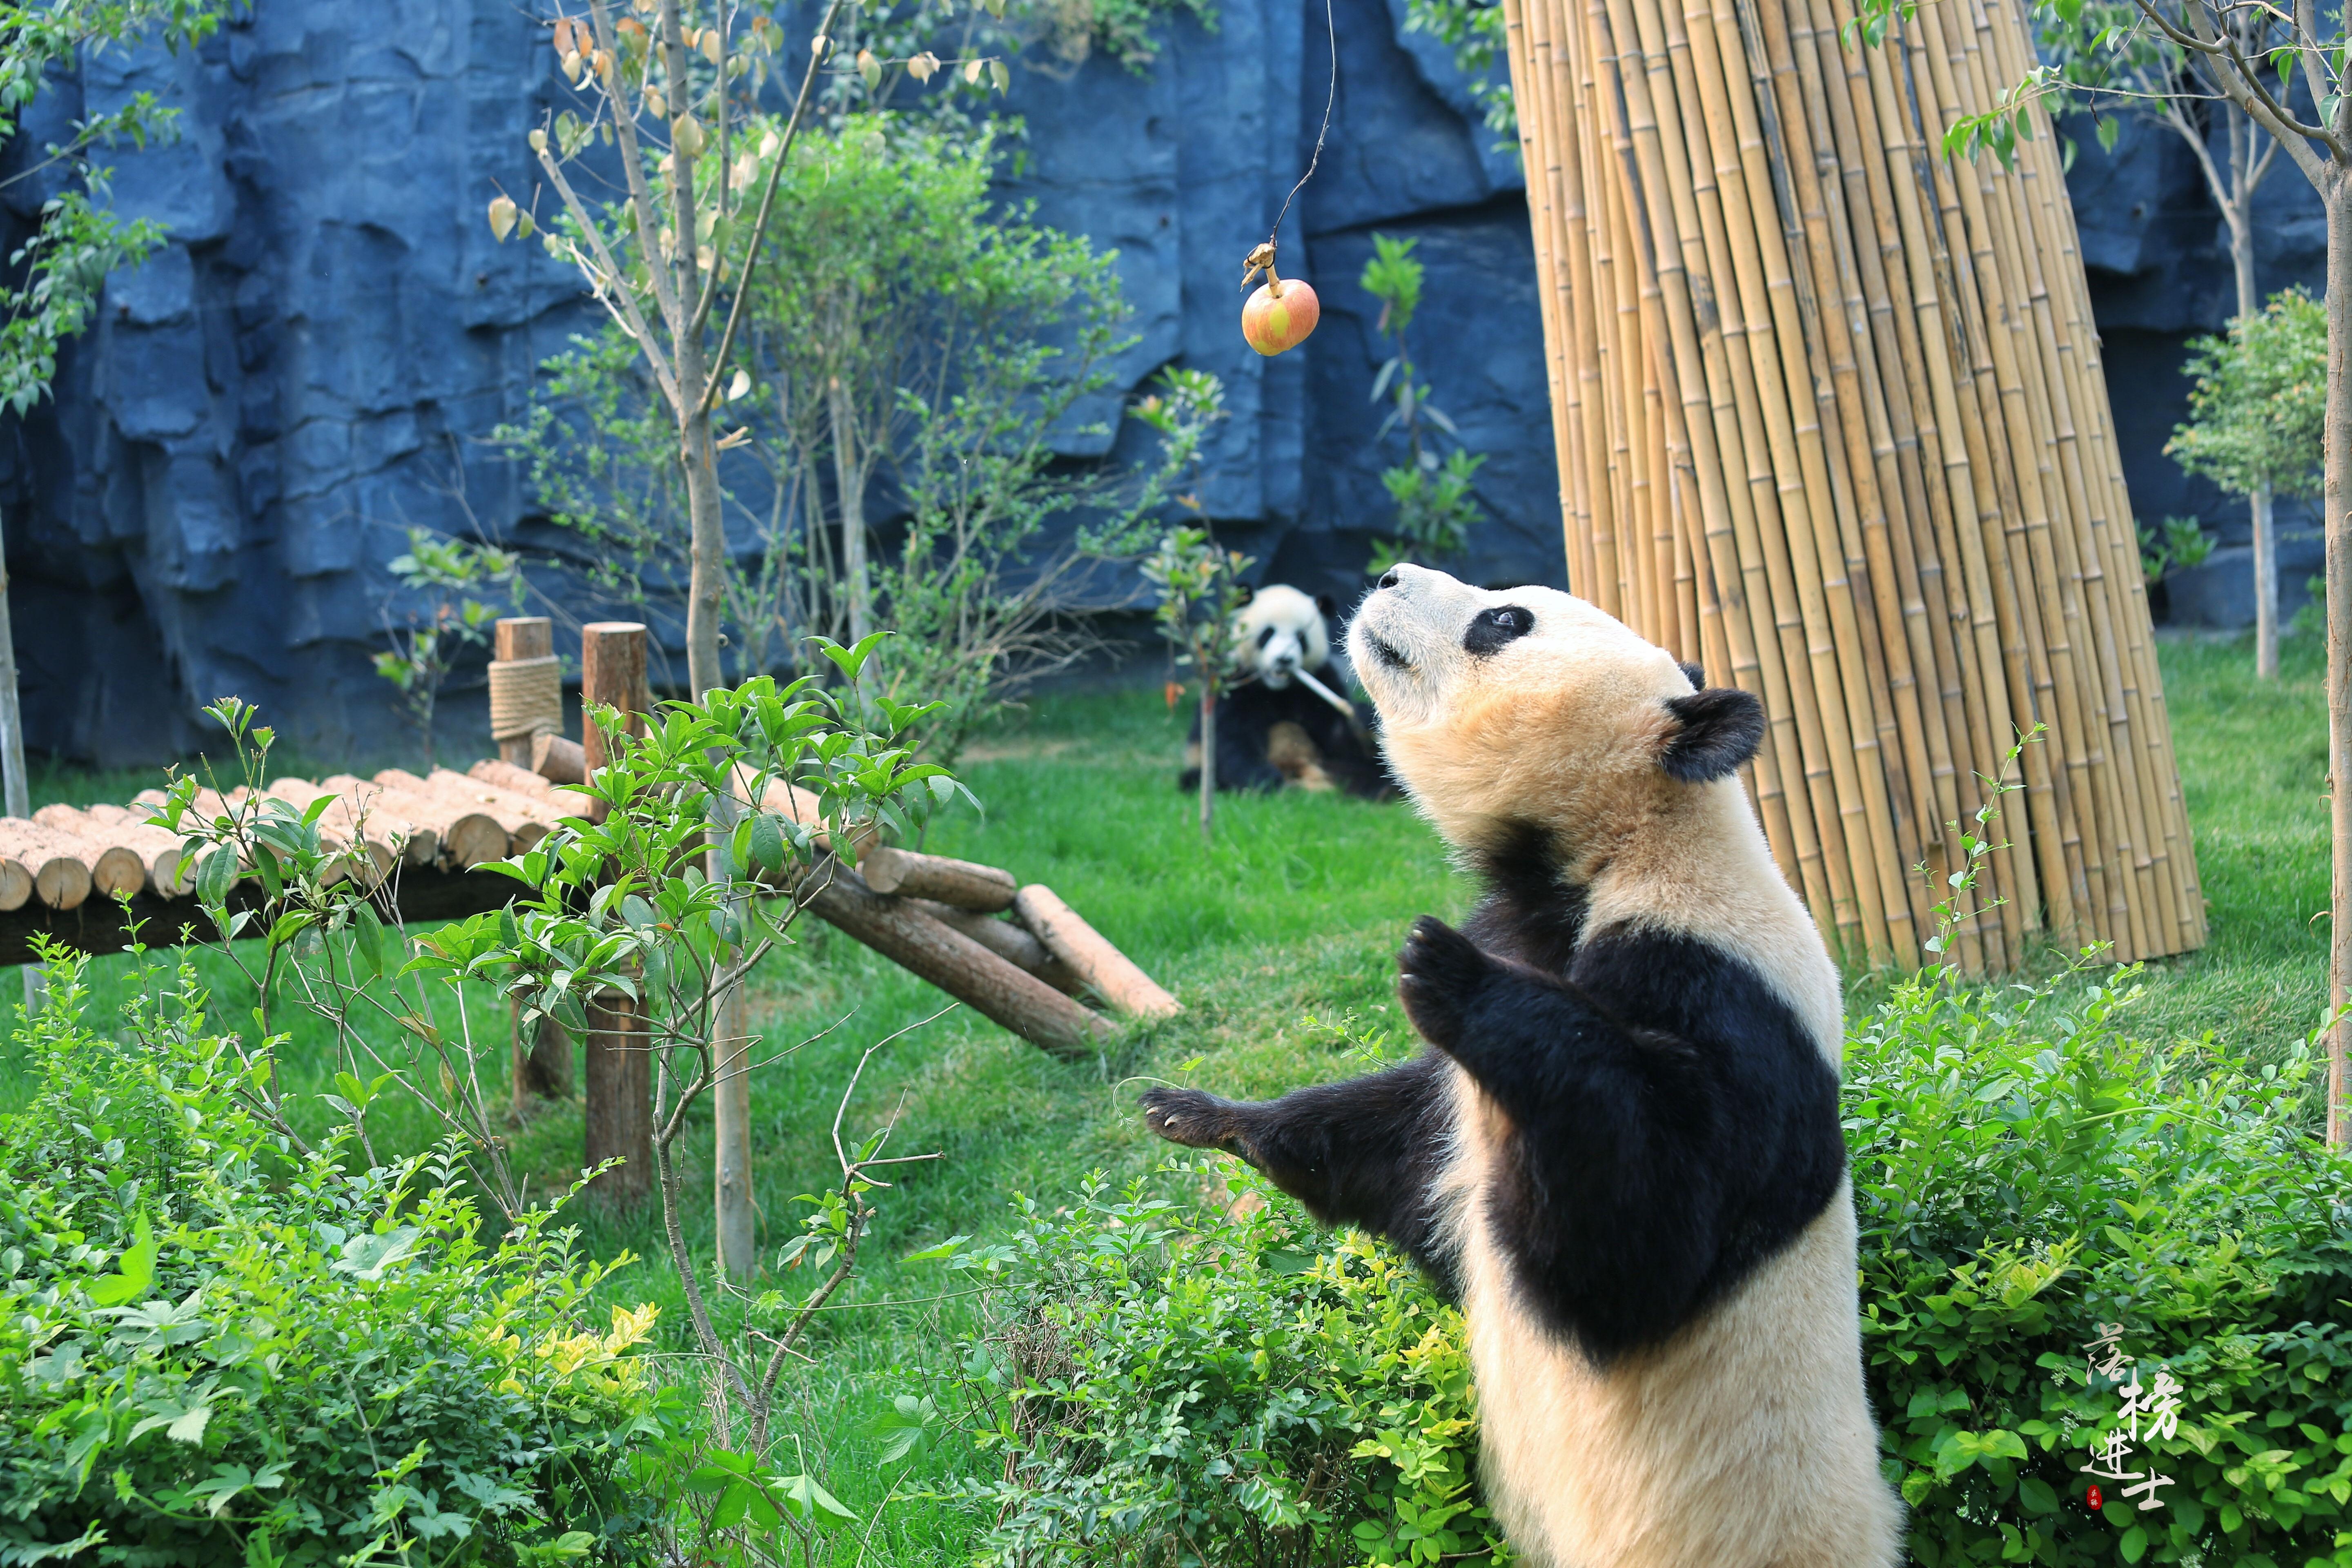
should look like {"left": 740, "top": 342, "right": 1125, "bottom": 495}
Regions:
{"left": 776, "top": 1472, "right": 856, "bottom": 1530}
{"left": 90, "top": 1214, "right": 158, "bottom": 1306}
{"left": 351, "top": 902, "right": 386, "bottom": 978}
{"left": 196, "top": 846, "right": 238, "bottom": 909}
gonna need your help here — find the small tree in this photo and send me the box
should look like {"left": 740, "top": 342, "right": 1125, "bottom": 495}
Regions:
{"left": 371, "top": 528, "right": 525, "bottom": 767}
{"left": 2167, "top": 286, "right": 2327, "bottom": 672}
{"left": 4, "top": 0, "right": 225, "bottom": 1008}
{"left": 509, "top": 119, "right": 1149, "bottom": 759}
{"left": 1143, "top": 526, "right": 1254, "bottom": 844}
{"left": 1963, "top": 0, "right": 2305, "bottom": 675}
{"left": 1359, "top": 234, "right": 1484, "bottom": 575}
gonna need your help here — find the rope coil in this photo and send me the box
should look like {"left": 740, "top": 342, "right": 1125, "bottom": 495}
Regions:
{"left": 488, "top": 655, "right": 563, "bottom": 742}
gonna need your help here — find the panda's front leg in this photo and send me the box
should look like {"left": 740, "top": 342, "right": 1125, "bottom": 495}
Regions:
{"left": 1397, "top": 915, "right": 1627, "bottom": 1099}
{"left": 1140, "top": 1058, "right": 1457, "bottom": 1271}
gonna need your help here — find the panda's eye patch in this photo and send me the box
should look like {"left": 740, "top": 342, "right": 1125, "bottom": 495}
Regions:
{"left": 1463, "top": 605, "right": 1535, "bottom": 656}
{"left": 1257, "top": 627, "right": 1277, "bottom": 648}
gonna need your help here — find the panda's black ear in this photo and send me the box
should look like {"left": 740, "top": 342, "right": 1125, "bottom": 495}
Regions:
{"left": 1316, "top": 593, "right": 1338, "bottom": 617}
{"left": 1661, "top": 687, "right": 1764, "bottom": 783}
{"left": 1677, "top": 660, "right": 1704, "bottom": 689}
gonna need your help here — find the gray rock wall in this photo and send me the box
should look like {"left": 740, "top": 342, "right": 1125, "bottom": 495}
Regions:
{"left": 0, "top": 0, "right": 1556, "bottom": 763}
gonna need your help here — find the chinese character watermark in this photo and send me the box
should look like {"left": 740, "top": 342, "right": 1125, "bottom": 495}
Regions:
{"left": 2079, "top": 1325, "right": 2186, "bottom": 1512}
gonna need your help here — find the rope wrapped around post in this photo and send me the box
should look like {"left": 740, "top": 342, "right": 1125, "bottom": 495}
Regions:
{"left": 489, "top": 618, "right": 563, "bottom": 765}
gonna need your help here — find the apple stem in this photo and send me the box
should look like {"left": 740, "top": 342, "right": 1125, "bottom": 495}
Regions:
{"left": 1266, "top": 261, "right": 1284, "bottom": 300}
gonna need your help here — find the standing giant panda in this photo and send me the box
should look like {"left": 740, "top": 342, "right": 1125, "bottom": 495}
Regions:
{"left": 1144, "top": 564, "right": 1899, "bottom": 1568}
{"left": 1179, "top": 584, "right": 1392, "bottom": 800}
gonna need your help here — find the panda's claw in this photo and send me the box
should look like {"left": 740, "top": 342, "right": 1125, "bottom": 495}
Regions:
{"left": 1141, "top": 1087, "right": 1247, "bottom": 1154}
{"left": 1398, "top": 915, "right": 1492, "bottom": 1052}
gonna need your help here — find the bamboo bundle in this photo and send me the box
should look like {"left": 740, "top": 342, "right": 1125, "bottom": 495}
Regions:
{"left": 1497, "top": 0, "right": 2203, "bottom": 967}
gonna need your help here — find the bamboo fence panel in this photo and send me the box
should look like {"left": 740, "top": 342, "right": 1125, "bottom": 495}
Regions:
{"left": 1498, "top": 0, "right": 2205, "bottom": 969}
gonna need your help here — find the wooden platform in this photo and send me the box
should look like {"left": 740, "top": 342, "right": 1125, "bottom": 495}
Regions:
{"left": 0, "top": 759, "right": 570, "bottom": 965}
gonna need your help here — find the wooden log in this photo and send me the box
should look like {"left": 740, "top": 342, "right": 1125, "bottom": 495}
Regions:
{"left": 72, "top": 803, "right": 196, "bottom": 897}
{"left": 322, "top": 775, "right": 504, "bottom": 868}
{"left": 1010, "top": 884, "right": 1180, "bottom": 1021}
{"left": 32, "top": 805, "right": 161, "bottom": 900}
{"left": 0, "top": 838, "right": 34, "bottom": 912}
{"left": 377, "top": 768, "right": 554, "bottom": 851}
{"left": 0, "top": 819, "right": 95, "bottom": 910}
{"left": 858, "top": 846, "right": 1017, "bottom": 912}
{"left": 429, "top": 766, "right": 590, "bottom": 823}
{"left": 472, "top": 757, "right": 557, "bottom": 800}
{"left": 798, "top": 864, "right": 1111, "bottom": 1058}
{"left": 532, "top": 731, "right": 588, "bottom": 786}
{"left": 907, "top": 897, "right": 1089, "bottom": 997}
{"left": 583, "top": 988, "right": 651, "bottom": 1204}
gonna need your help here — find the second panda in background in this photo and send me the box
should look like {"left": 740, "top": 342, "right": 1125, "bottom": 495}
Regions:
{"left": 1180, "top": 585, "right": 1393, "bottom": 800}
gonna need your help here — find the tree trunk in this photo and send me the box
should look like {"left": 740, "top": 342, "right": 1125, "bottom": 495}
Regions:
{"left": 0, "top": 526, "right": 40, "bottom": 1012}
{"left": 679, "top": 350, "right": 757, "bottom": 1277}
{"left": 2325, "top": 175, "right": 2351, "bottom": 1148}
{"left": 1199, "top": 685, "right": 1216, "bottom": 844}
{"left": 829, "top": 370, "right": 871, "bottom": 647}
{"left": 2254, "top": 485, "right": 2281, "bottom": 677}
{"left": 712, "top": 976, "right": 754, "bottom": 1278}
{"left": 2225, "top": 205, "right": 2284, "bottom": 681}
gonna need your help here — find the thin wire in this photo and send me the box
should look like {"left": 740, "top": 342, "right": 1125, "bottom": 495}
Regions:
{"left": 1266, "top": 0, "right": 1339, "bottom": 249}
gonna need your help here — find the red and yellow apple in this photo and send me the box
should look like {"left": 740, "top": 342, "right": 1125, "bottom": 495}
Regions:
{"left": 1242, "top": 278, "right": 1320, "bottom": 356}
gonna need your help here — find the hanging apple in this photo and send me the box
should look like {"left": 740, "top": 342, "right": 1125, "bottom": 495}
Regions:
{"left": 1243, "top": 278, "right": 1320, "bottom": 357}
{"left": 1238, "top": 241, "right": 1319, "bottom": 357}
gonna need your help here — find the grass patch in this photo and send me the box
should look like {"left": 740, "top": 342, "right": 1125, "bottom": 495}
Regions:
{"left": 0, "top": 631, "right": 2328, "bottom": 1563}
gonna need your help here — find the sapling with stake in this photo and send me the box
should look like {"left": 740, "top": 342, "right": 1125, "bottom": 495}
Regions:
{"left": 1143, "top": 527, "right": 1255, "bottom": 845}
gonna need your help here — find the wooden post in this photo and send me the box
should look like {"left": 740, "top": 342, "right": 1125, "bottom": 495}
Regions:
{"left": 580, "top": 622, "right": 650, "bottom": 776}
{"left": 579, "top": 621, "right": 650, "bottom": 1198}
{"left": 583, "top": 990, "right": 650, "bottom": 1204}
{"left": 490, "top": 617, "right": 561, "bottom": 766}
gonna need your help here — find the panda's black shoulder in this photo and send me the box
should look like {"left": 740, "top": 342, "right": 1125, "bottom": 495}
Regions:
{"left": 1570, "top": 922, "right": 1846, "bottom": 1298}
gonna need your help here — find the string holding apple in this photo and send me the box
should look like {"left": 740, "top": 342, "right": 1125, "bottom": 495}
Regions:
{"left": 1238, "top": 241, "right": 1320, "bottom": 357}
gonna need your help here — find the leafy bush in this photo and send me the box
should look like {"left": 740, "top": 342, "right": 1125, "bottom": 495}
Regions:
{"left": 1852, "top": 960, "right": 2352, "bottom": 1566}
{"left": 951, "top": 959, "right": 2352, "bottom": 1568}
{"left": 0, "top": 954, "right": 662, "bottom": 1566}
{"left": 2167, "top": 287, "right": 2327, "bottom": 505}
{"left": 943, "top": 1167, "right": 1508, "bottom": 1568}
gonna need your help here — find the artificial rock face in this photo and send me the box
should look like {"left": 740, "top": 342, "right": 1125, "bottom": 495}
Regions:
{"left": 2, "top": 0, "right": 1562, "bottom": 762}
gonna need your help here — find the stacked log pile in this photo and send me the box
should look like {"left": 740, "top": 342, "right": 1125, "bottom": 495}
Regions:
{"left": 0, "top": 762, "right": 1180, "bottom": 1058}
{"left": 1498, "top": 0, "right": 2204, "bottom": 970}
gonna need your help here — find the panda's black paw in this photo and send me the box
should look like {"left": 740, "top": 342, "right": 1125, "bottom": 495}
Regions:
{"left": 1398, "top": 915, "right": 1493, "bottom": 1052}
{"left": 1142, "top": 1087, "right": 1247, "bottom": 1154}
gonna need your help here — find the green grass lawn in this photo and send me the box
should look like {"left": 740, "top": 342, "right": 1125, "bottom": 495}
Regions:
{"left": 0, "top": 629, "right": 2330, "bottom": 1564}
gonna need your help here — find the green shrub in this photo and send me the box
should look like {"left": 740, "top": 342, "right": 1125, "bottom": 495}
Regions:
{"left": 953, "top": 960, "right": 2352, "bottom": 1568}
{"left": 0, "top": 954, "right": 663, "bottom": 1566}
{"left": 944, "top": 1167, "right": 1508, "bottom": 1568}
{"left": 1852, "top": 960, "right": 2352, "bottom": 1566}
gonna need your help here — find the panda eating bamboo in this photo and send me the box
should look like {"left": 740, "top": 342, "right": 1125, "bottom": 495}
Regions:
{"left": 1179, "top": 583, "right": 1394, "bottom": 800}
{"left": 1145, "top": 564, "right": 1901, "bottom": 1568}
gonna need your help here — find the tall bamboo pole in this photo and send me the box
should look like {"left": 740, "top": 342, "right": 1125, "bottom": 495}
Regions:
{"left": 1507, "top": 0, "right": 2201, "bottom": 971}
